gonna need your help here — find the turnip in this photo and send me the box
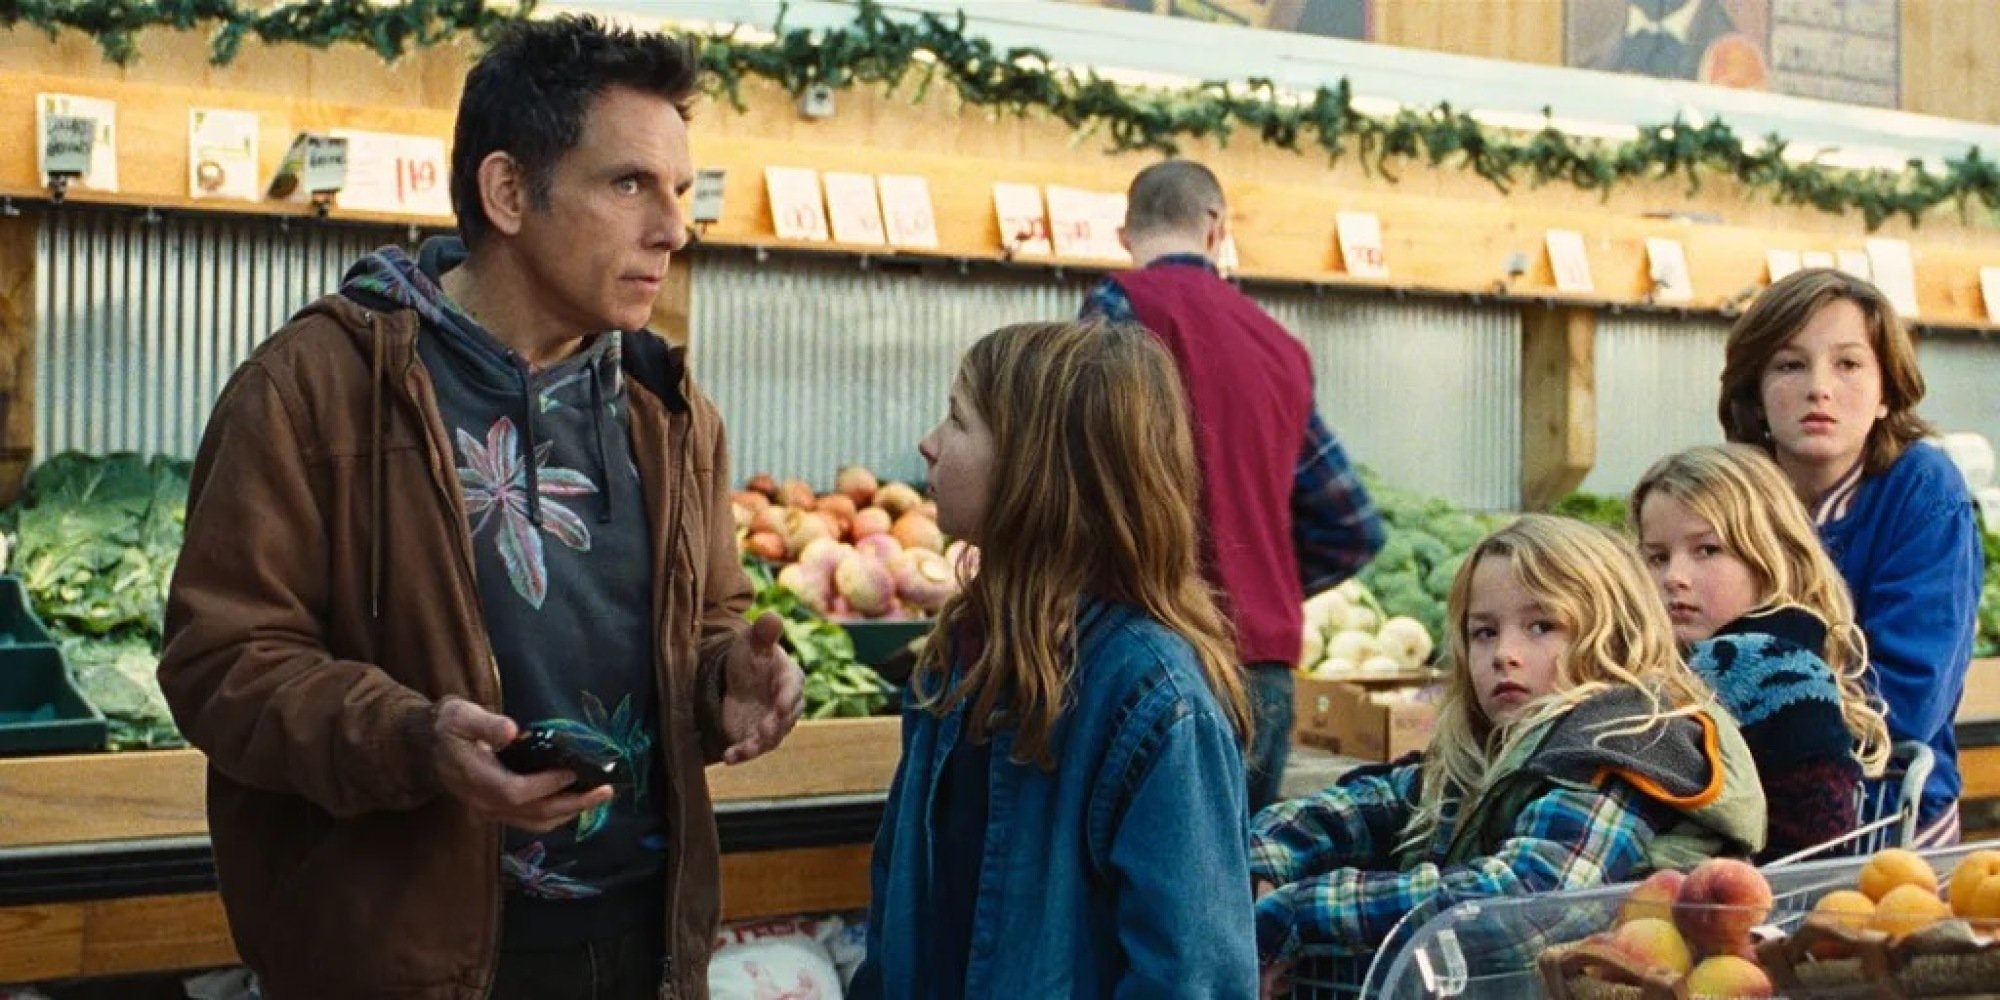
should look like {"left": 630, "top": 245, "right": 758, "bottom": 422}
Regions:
{"left": 1312, "top": 657, "right": 1357, "bottom": 679}
{"left": 875, "top": 482, "right": 922, "bottom": 518}
{"left": 1376, "top": 616, "right": 1434, "bottom": 669}
{"left": 779, "top": 478, "right": 817, "bottom": 511}
{"left": 835, "top": 465, "right": 879, "bottom": 507}
{"left": 835, "top": 552, "right": 896, "bottom": 617}
{"left": 892, "top": 548, "right": 955, "bottom": 613}
{"left": 1325, "top": 629, "right": 1378, "bottom": 666}
{"left": 778, "top": 562, "right": 833, "bottom": 614}
{"left": 890, "top": 511, "right": 944, "bottom": 553}
{"left": 852, "top": 507, "right": 892, "bottom": 539}
{"left": 855, "top": 533, "right": 902, "bottom": 564}
{"left": 1359, "top": 655, "right": 1403, "bottom": 674}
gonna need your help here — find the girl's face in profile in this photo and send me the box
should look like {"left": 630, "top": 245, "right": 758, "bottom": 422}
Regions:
{"left": 918, "top": 376, "right": 997, "bottom": 544}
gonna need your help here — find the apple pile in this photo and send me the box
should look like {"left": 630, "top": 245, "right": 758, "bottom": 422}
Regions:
{"left": 1559, "top": 859, "right": 1779, "bottom": 997}
{"left": 733, "top": 465, "right": 974, "bottom": 621}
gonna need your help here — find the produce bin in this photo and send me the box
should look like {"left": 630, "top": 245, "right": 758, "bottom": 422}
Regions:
{"left": 840, "top": 619, "right": 932, "bottom": 668}
{"left": 1289, "top": 841, "right": 2000, "bottom": 999}
{"left": 0, "top": 575, "right": 57, "bottom": 648}
{"left": 0, "top": 645, "right": 109, "bottom": 755}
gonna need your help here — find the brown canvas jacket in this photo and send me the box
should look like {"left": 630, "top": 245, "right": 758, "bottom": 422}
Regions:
{"left": 158, "top": 293, "right": 752, "bottom": 999}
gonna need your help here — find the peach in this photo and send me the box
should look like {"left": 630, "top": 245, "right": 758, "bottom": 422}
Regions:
{"left": 1870, "top": 883, "right": 1951, "bottom": 940}
{"left": 1808, "top": 889, "right": 1875, "bottom": 931}
{"left": 1858, "top": 848, "right": 1939, "bottom": 902}
{"left": 1616, "top": 870, "right": 1687, "bottom": 927}
{"left": 1608, "top": 917, "right": 1693, "bottom": 976}
{"left": 1685, "top": 954, "right": 1773, "bottom": 997}
{"left": 1675, "top": 858, "right": 1772, "bottom": 957}
{"left": 1963, "top": 874, "right": 2000, "bottom": 926}
{"left": 1947, "top": 849, "right": 2000, "bottom": 918}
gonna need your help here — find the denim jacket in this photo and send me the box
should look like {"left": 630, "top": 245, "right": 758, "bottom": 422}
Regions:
{"left": 850, "top": 599, "right": 1258, "bottom": 999}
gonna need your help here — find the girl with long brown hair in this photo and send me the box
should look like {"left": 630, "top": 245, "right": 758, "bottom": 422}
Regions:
{"left": 851, "top": 320, "right": 1256, "bottom": 998}
{"left": 1718, "top": 268, "right": 1982, "bottom": 845}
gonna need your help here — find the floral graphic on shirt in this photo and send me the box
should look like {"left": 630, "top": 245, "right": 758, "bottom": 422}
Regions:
{"left": 501, "top": 841, "right": 602, "bottom": 900}
{"left": 455, "top": 417, "right": 598, "bottom": 608}
{"left": 526, "top": 693, "right": 652, "bottom": 843}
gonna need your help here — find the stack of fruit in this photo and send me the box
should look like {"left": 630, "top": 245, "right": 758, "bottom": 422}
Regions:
{"left": 1298, "top": 580, "right": 1436, "bottom": 676}
{"left": 1540, "top": 849, "right": 2000, "bottom": 998}
{"left": 731, "top": 466, "right": 971, "bottom": 622}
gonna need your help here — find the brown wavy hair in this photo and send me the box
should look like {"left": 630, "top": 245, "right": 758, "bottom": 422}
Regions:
{"left": 913, "top": 321, "right": 1251, "bottom": 767}
{"left": 1628, "top": 444, "right": 1891, "bottom": 775}
{"left": 1718, "top": 268, "right": 1931, "bottom": 477}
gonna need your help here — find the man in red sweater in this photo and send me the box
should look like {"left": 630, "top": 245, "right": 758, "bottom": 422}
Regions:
{"left": 1082, "top": 160, "right": 1385, "bottom": 811}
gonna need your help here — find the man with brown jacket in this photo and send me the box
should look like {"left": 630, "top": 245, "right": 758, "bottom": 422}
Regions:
{"left": 158, "top": 17, "right": 802, "bottom": 999}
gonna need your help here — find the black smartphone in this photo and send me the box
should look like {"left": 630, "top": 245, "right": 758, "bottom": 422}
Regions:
{"left": 495, "top": 725, "right": 627, "bottom": 792}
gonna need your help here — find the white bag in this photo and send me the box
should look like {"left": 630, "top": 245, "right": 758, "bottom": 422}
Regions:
{"left": 709, "top": 916, "right": 844, "bottom": 1000}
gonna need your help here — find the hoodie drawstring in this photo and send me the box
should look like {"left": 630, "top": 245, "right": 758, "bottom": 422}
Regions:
{"left": 516, "top": 357, "right": 543, "bottom": 527}
{"left": 590, "top": 370, "right": 613, "bottom": 525}
{"left": 369, "top": 315, "right": 385, "bottom": 621}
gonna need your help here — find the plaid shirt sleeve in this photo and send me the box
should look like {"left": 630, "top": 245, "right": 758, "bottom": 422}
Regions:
{"left": 1294, "top": 410, "right": 1386, "bottom": 596}
{"left": 1249, "top": 759, "right": 1419, "bottom": 887}
{"left": 1254, "top": 779, "right": 1662, "bottom": 964}
{"left": 1079, "top": 277, "right": 1137, "bottom": 322}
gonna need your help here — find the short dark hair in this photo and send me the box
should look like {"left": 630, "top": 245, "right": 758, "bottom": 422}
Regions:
{"left": 1122, "top": 160, "right": 1224, "bottom": 237}
{"left": 452, "top": 15, "right": 700, "bottom": 248}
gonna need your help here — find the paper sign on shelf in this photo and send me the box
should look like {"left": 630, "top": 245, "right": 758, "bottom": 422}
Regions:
{"left": 37, "top": 93, "right": 117, "bottom": 191}
{"left": 188, "top": 108, "right": 259, "bottom": 201}
{"left": 1644, "top": 237, "right": 1693, "bottom": 303}
{"left": 1216, "top": 233, "right": 1240, "bottom": 277}
{"left": 765, "top": 167, "right": 830, "bottom": 241}
{"left": 303, "top": 136, "right": 349, "bottom": 196}
{"left": 327, "top": 129, "right": 448, "bottom": 216}
{"left": 1046, "top": 186, "right": 1128, "bottom": 262}
{"left": 1545, "top": 229, "right": 1594, "bottom": 294}
{"left": 1865, "top": 238, "right": 1919, "bottom": 316}
{"left": 1981, "top": 268, "right": 2000, "bottom": 324}
{"left": 878, "top": 174, "right": 940, "bottom": 249}
{"left": 1766, "top": 249, "right": 1802, "bottom": 283}
{"left": 992, "top": 182, "right": 1052, "bottom": 256}
{"left": 823, "top": 171, "right": 888, "bottom": 246}
{"left": 1801, "top": 250, "right": 1837, "bottom": 271}
{"left": 1835, "top": 249, "right": 1873, "bottom": 280}
{"left": 1335, "top": 211, "right": 1388, "bottom": 278}
{"left": 690, "top": 168, "right": 727, "bottom": 225}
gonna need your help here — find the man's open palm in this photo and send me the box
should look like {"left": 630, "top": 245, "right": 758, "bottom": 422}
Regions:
{"left": 720, "top": 613, "right": 804, "bottom": 764}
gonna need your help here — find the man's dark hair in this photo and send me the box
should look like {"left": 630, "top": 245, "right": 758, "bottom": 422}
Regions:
{"left": 1123, "top": 160, "right": 1224, "bottom": 237}
{"left": 452, "top": 15, "right": 699, "bottom": 248}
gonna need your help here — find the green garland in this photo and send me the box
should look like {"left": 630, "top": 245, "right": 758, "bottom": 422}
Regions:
{"left": 5, "top": 0, "right": 1998, "bottom": 229}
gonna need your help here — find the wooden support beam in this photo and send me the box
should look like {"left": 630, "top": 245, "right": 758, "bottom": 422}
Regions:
{"left": 1520, "top": 305, "right": 1596, "bottom": 511}
{"left": 0, "top": 211, "right": 34, "bottom": 505}
{"left": 720, "top": 844, "right": 873, "bottom": 922}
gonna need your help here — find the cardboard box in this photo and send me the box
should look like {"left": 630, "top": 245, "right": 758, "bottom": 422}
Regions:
{"left": 1293, "top": 674, "right": 1440, "bottom": 762}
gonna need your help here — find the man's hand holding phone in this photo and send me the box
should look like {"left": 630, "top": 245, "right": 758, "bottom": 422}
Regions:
{"left": 432, "top": 696, "right": 614, "bottom": 834}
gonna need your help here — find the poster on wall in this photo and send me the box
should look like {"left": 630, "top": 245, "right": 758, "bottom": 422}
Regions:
{"left": 1564, "top": 1, "right": 1898, "bottom": 108}
{"left": 1045, "top": 0, "right": 1369, "bottom": 40}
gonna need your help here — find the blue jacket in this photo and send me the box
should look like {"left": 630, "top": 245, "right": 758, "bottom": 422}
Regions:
{"left": 1818, "top": 441, "right": 1984, "bottom": 823}
{"left": 850, "top": 600, "right": 1258, "bottom": 999}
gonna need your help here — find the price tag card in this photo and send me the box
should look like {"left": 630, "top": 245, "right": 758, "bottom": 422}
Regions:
{"left": 993, "top": 182, "right": 1052, "bottom": 256}
{"left": 878, "top": 174, "right": 940, "bottom": 249}
{"left": 304, "top": 136, "right": 349, "bottom": 197}
{"left": 37, "top": 93, "right": 117, "bottom": 190}
{"left": 1645, "top": 237, "right": 1694, "bottom": 303}
{"left": 188, "top": 108, "right": 260, "bottom": 201}
{"left": 1835, "top": 249, "right": 1873, "bottom": 280}
{"left": 1335, "top": 211, "right": 1388, "bottom": 278}
{"left": 1801, "top": 250, "right": 1837, "bottom": 271}
{"left": 765, "top": 166, "right": 830, "bottom": 241}
{"left": 1216, "top": 233, "right": 1240, "bottom": 277}
{"left": 1981, "top": 267, "right": 2000, "bottom": 324}
{"left": 328, "top": 129, "right": 447, "bottom": 215}
{"left": 1865, "top": 238, "right": 1919, "bottom": 316}
{"left": 1765, "top": 249, "right": 1802, "bottom": 283}
{"left": 1545, "top": 229, "right": 1594, "bottom": 294}
{"left": 690, "top": 168, "right": 727, "bottom": 225}
{"left": 824, "top": 171, "right": 887, "bottom": 246}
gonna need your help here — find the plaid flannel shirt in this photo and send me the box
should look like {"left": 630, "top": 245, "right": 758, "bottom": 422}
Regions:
{"left": 1248, "top": 760, "right": 1666, "bottom": 965}
{"left": 1081, "top": 269, "right": 1383, "bottom": 594}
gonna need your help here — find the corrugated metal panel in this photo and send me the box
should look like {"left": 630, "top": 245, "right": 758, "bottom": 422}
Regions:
{"left": 1917, "top": 330, "right": 2000, "bottom": 451}
{"left": 1582, "top": 314, "right": 1732, "bottom": 496}
{"left": 37, "top": 208, "right": 400, "bottom": 458}
{"left": 690, "top": 255, "right": 1090, "bottom": 487}
{"left": 692, "top": 256, "right": 1521, "bottom": 509}
{"left": 1256, "top": 289, "right": 1520, "bottom": 510}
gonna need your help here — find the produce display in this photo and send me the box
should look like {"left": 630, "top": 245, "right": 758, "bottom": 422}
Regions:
{"left": 1351, "top": 470, "right": 1513, "bottom": 652}
{"left": 1538, "top": 849, "right": 2000, "bottom": 998}
{"left": 743, "top": 556, "right": 898, "bottom": 719}
{"left": 1298, "top": 579, "right": 1436, "bottom": 676}
{"left": 732, "top": 465, "right": 971, "bottom": 622}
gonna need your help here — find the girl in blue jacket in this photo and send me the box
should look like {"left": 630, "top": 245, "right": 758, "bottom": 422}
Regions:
{"left": 1632, "top": 443, "right": 1892, "bottom": 861}
{"left": 1719, "top": 268, "right": 1984, "bottom": 844}
{"left": 851, "top": 320, "right": 1258, "bottom": 999}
